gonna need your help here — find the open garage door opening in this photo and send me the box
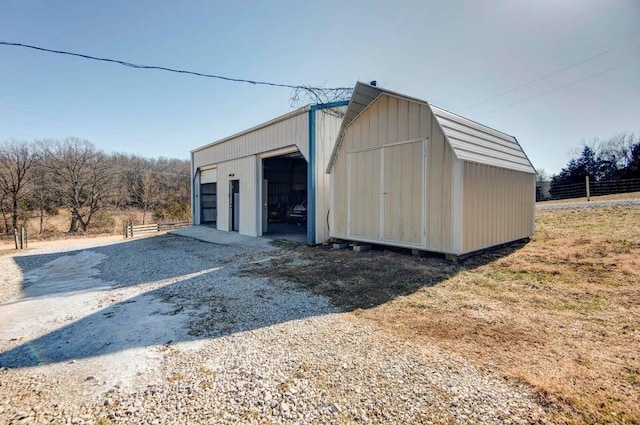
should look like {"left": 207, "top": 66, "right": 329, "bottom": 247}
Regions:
{"left": 200, "top": 183, "right": 217, "bottom": 225}
{"left": 262, "top": 152, "right": 308, "bottom": 244}
{"left": 199, "top": 167, "right": 218, "bottom": 226}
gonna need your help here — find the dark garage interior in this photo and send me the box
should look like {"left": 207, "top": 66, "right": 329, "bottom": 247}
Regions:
{"left": 262, "top": 153, "right": 308, "bottom": 242}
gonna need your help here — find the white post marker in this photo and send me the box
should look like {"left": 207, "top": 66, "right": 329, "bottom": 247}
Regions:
{"left": 586, "top": 175, "right": 590, "bottom": 202}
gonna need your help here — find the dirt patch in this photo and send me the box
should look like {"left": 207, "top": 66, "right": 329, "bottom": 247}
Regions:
{"left": 244, "top": 241, "right": 528, "bottom": 311}
{"left": 244, "top": 206, "right": 640, "bottom": 424}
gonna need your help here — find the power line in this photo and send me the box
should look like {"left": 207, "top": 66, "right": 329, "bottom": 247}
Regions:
{"left": 460, "top": 39, "right": 637, "bottom": 112}
{"left": 0, "top": 41, "right": 352, "bottom": 93}
{"left": 477, "top": 66, "right": 620, "bottom": 117}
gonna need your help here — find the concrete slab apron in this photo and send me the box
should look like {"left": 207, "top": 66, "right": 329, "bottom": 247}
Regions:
{"left": 0, "top": 244, "right": 213, "bottom": 399}
{"left": 170, "top": 225, "right": 275, "bottom": 249}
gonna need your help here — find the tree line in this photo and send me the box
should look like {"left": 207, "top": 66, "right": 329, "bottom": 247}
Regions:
{"left": 547, "top": 131, "right": 640, "bottom": 198}
{"left": 0, "top": 137, "right": 190, "bottom": 234}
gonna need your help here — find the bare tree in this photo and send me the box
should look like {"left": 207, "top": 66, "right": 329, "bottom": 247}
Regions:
{"left": 29, "top": 160, "right": 56, "bottom": 234}
{"left": 42, "top": 138, "right": 116, "bottom": 232}
{"left": 0, "top": 191, "right": 10, "bottom": 232}
{"left": 597, "top": 132, "right": 636, "bottom": 180}
{"left": 289, "top": 85, "right": 353, "bottom": 110}
{"left": 150, "top": 157, "right": 190, "bottom": 221}
{"left": 535, "top": 168, "right": 550, "bottom": 182}
{"left": 0, "top": 139, "right": 39, "bottom": 231}
{"left": 132, "top": 169, "right": 158, "bottom": 224}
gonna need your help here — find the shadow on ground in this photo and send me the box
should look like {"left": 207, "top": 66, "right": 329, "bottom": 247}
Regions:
{"left": 240, "top": 240, "right": 529, "bottom": 311}
{"left": 0, "top": 232, "right": 527, "bottom": 368}
{"left": 12, "top": 236, "right": 234, "bottom": 298}
{"left": 0, "top": 234, "right": 330, "bottom": 368}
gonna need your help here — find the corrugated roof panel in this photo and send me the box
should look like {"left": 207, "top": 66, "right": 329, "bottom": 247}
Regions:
{"left": 455, "top": 151, "right": 537, "bottom": 174}
{"left": 436, "top": 117, "right": 523, "bottom": 153}
{"left": 444, "top": 129, "right": 526, "bottom": 158}
{"left": 431, "top": 105, "right": 535, "bottom": 174}
{"left": 448, "top": 138, "right": 534, "bottom": 168}
{"left": 431, "top": 106, "right": 513, "bottom": 141}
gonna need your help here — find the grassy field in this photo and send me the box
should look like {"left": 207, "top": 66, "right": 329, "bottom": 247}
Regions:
{"left": 538, "top": 191, "right": 640, "bottom": 204}
{"left": 249, "top": 205, "right": 640, "bottom": 424}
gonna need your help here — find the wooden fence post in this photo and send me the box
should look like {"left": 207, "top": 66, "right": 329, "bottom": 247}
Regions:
{"left": 13, "top": 228, "right": 18, "bottom": 250}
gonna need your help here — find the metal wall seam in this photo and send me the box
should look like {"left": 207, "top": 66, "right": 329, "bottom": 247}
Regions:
{"left": 451, "top": 158, "right": 464, "bottom": 254}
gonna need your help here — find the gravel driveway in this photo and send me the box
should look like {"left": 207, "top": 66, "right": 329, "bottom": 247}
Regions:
{"left": 0, "top": 230, "right": 549, "bottom": 424}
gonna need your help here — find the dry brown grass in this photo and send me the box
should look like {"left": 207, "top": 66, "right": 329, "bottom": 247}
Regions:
{"left": 538, "top": 191, "right": 640, "bottom": 204}
{"left": 0, "top": 209, "right": 154, "bottom": 252}
{"left": 26, "top": 208, "right": 149, "bottom": 236}
{"left": 365, "top": 207, "right": 640, "bottom": 424}
{"left": 248, "top": 206, "right": 640, "bottom": 424}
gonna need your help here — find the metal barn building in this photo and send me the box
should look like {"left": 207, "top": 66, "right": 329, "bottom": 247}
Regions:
{"left": 191, "top": 101, "right": 347, "bottom": 245}
{"left": 327, "top": 82, "right": 536, "bottom": 257}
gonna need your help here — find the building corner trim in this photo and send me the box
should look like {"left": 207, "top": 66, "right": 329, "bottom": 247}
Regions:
{"left": 307, "top": 108, "right": 316, "bottom": 245}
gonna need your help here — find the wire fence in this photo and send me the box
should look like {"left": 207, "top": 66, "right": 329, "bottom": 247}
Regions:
{"left": 539, "top": 177, "right": 640, "bottom": 201}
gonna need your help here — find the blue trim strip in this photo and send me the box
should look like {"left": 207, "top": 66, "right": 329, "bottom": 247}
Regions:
{"left": 191, "top": 153, "right": 197, "bottom": 225}
{"left": 307, "top": 100, "right": 348, "bottom": 245}
{"left": 310, "top": 100, "right": 349, "bottom": 111}
{"left": 307, "top": 109, "right": 316, "bottom": 245}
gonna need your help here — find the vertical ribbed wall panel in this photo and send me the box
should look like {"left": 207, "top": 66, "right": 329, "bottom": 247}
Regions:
{"left": 462, "top": 162, "right": 535, "bottom": 253}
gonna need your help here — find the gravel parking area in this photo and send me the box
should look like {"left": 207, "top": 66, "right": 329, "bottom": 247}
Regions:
{"left": 0, "top": 231, "right": 549, "bottom": 424}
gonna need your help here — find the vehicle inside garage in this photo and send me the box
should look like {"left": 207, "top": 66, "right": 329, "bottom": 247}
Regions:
{"left": 262, "top": 153, "right": 307, "bottom": 242}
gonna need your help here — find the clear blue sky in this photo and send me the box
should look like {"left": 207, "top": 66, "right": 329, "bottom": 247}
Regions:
{"left": 1, "top": 0, "right": 638, "bottom": 175}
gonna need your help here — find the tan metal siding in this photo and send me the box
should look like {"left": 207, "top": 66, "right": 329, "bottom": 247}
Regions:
{"left": 382, "top": 141, "right": 423, "bottom": 244}
{"left": 329, "top": 82, "right": 536, "bottom": 255}
{"left": 330, "top": 143, "right": 348, "bottom": 238}
{"left": 216, "top": 156, "right": 258, "bottom": 236}
{"left": 377, "top": 96, "right": 388, "bottom": 147}
{"left": 193, "top": 112, "right": 309, "bottom": 169}
{"left": 315, "top": 109, "right": 344, "bottom": 243}
{"left": 462, "top": 162, "right": 535, "bottom": 253}
{"left": 348, "top": 149, "right": 381, "bottom": 239}
{"left": 342, "top": 94, "right": 432, "bottom": 151}
{"left": 331, "top": 93, "right": 451, "bottom": 250}
{"left": 200, "top": 168, "right": 217, "bottom": 184}
{"left": 426, "top": 113, "right": 453, "bottom": 252}
{"left": 330, "top": 93, "right": 464, "bottom": 254}
{"left": 388, "top": 96, "right": 398, "bottom": 143}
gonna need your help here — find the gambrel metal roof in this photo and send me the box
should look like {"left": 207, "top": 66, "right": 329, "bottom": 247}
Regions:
{"left": 327, "top": 82, "right": 535, "bottom": 174}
